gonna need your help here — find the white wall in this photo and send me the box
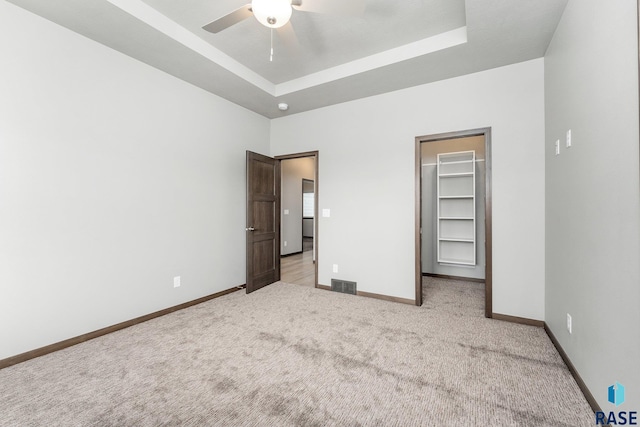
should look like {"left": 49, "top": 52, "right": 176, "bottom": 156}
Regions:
{"left": 271, "top": 59, "right": 546, "bottom": 317}
{"left": 281, "top": 157, "right": 315, "bottom": 255}
{"left": 0, "top": 2, "right": 270, "bottom": 360}
{"left": 544, "top": 0, "right": 640, "bottom": 410}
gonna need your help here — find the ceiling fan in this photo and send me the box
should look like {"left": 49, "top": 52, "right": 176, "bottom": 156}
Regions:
{"left": 202, "top": 0, "right": 366, "bottom": 34}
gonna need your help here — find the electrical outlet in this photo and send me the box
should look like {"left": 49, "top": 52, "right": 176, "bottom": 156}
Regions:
{"left": 566, "top": 129, "right": 572, "bottom": 148}
{"left": 555, "top": 139, "right": 560, "bottom": 156}
{"left": 332, "top": 264, "right": 338, "bottom": 273}
{"left": 284, "top": 241, "right": 288, "bottom": 247}
{"left": 567, "top": 313, "right": 572, "bottom": 334}
{"left": 173, "top": 276, "right": 181, "bottom": 288}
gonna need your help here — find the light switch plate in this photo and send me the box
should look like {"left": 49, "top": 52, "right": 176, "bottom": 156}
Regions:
{"left": 322, "top": 209, "right": 331, "bottom": 218}
{"left": 284, "top": 209, "right": 289, "bottom": 215}
{"left": 566, "top": 129, "right": 572, "bottom": 148}
{"left": 555, "top": 139, "right": 560, "bottom": 156}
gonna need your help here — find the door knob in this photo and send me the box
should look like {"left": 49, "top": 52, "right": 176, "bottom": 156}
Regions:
{"left": 246, "top": 227, "right": 255, "bottom": 231}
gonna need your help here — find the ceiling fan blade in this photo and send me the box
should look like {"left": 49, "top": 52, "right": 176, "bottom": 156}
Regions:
{"left": 277, "top": 21, "right": 301, "bottom": 54}
{"left": 202, "top": 4, "right": 253, "bottom": 33}
{"left": 291, "top": 0, "right": 365, "bottom": 16}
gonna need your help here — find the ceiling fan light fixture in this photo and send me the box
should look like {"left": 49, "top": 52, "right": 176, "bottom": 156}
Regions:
{"left": 252, "top": 0, "right": 292, "bottom": 29}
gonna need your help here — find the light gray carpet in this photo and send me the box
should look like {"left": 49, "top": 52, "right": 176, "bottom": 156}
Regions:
{"left": 0, "top": 278, "right": 594, "bottom": 426}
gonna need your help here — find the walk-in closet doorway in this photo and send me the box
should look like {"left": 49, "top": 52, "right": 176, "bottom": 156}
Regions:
{"left": 415, "top": 128, "right": 492, "bottom": 316}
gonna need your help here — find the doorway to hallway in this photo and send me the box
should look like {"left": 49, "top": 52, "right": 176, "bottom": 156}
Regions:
{"left": 277, "top": 152, "right": 318, "bottom": 287}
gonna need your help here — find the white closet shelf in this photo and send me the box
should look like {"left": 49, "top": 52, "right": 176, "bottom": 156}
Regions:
{"left": 438, "top": 258, "right": 476, "bottom": 266}
{"left": 438, "top": 159, "right": 473, "bottom": 165}
{"left": 439, "top": 216, "right": 474, "bottom": 220}
{"left": 438, "top": 172, "right": 474, "bottom": 177}
{"left": 437, "top": 150, "right": 476, "bottom": 266}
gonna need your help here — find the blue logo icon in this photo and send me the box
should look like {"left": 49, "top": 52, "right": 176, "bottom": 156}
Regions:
{"left": 609, "top": 382, "right": 626, "bottom": 407}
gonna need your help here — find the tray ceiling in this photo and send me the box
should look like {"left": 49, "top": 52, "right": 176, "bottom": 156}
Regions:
{"left": 7, "top": 0, "right": 568, "bottom": 118}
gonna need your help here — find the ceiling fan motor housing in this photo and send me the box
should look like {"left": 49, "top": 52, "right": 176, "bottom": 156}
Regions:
{"left": 252, "top": 0, "right": 292, "bottom": 29}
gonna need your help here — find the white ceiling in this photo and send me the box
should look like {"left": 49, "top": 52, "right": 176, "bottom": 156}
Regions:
{"left": 144, "top": 0, "right": 467, "bottom": 84}
{"left": 7, "top": 0, "right": 568, "bottom": 118}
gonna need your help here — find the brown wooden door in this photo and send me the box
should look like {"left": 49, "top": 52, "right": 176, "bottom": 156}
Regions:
{"left": 246, "top": 151, "right": 280, "bottom": 293}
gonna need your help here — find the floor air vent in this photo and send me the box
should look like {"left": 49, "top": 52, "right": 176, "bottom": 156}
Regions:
{"left": 331, "top": 279, "right": 357, "bottom": 295}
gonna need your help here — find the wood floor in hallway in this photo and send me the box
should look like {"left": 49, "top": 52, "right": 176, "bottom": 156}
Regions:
{"left": 281, "top": 242, "right": 315, "bottom": 287}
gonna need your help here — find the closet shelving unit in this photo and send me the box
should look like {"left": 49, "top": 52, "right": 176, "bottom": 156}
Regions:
{"left": 437, "top": 150, "right": 476, "bottom": 265}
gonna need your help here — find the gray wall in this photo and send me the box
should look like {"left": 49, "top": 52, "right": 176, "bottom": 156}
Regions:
{"left": 281, "top": 157, "right": 315, "bottom": 255}
{"left": 0, "top": 2, "right": 270, "bottom": 360}
{"left": 421, "top": 136, "right": 486, "bottom": 279}
{"left": 271, "top": 58, "right": 546, "bottom": 318}
{"left": 544, "top": 0, "right": 640, "bottom": 410}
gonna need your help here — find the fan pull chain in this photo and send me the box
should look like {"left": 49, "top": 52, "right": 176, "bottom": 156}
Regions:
{"left": 270, "top": 29, "right": 274, "bottom": 62}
